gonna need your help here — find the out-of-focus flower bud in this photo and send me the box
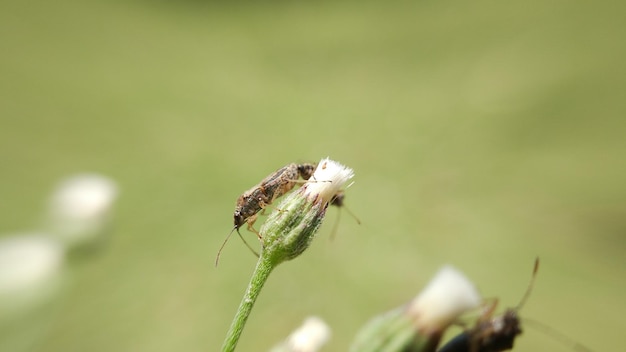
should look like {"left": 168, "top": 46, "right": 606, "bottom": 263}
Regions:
{"left": 271, "top": 316, "right": 331, "bottom": 352}
{"left": 0, "top": 234, "right": 65, "bottom": 320}
{"left": 47, "top": 174, "right": 118, "bottom": 247}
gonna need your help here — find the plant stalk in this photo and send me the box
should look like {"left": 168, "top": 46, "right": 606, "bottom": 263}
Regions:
{"left": 221, "top": 253, "right": 275, "bottom": 352}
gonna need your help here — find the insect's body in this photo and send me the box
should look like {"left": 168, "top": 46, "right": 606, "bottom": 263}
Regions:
{"left": 438, "top": 309, "right": 521, "bottom": 352}
{"left": 438, "top": 259, "right": 538, "bottom": 352}
{"left": 233, "top": 163, "right": 316, "bottom": 234}
{"left": 216, "top": 162, "right": 317, "bottom": 265}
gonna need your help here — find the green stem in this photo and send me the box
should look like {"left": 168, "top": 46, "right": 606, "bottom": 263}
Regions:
{"left": 221, "top": 253, "right": 276, "bottom": 352}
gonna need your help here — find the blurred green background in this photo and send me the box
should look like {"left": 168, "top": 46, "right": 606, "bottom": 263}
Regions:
{"left": 1, "top": 0, "right": 624, "bottom": 351}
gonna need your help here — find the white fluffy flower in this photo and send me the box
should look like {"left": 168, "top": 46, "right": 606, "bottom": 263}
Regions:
{"left": 303, "top": 158, "right": 354, "bottom": 205}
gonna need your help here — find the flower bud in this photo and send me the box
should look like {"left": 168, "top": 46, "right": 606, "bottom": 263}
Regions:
{"left": 47, "top": 174, "right": 118, "bottom": 247}
{"left": 271, "top": 316, "right": 331, "bottom": 352}
{"left": 0, "top": 234, "right": 65, "bottom": 320}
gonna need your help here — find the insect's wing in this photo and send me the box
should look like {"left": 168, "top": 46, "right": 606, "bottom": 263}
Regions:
{"left": 262, "top": 165, "right": 299, "bottom": 200}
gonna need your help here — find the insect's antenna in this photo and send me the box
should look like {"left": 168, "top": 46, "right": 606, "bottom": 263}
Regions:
{"left": 516, "top": 257, "right": 540, "bottom": 311}
{"left": 215, "top": 227, "right": 237, "bottom": 266}
{"left": 215, "top": 227, "right": 259, "bottom": 267}
{"left": 523, "top": 318, "right": 594, "bottom": 352}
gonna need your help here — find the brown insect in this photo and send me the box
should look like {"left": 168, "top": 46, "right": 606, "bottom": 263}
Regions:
{"left": 233, "top": 163, "right": 317, "bottom": 236}
{"left": 437, "top": 258, "right": 539, "bottom": 352}
{"left": 438, "top": 258, "right": 592, "bottom": 352}
{"left": 215, "top": 163, "right": 317, "bottom": 265}
{"left": 438, "top": 304, "right": 522, "bottom": 352}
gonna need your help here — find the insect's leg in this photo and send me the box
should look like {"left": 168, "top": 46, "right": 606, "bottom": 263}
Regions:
{"left": 299, "top": 176, "right": 332, "bottom": 185}
{"left": 465, "top": 298, "right": 500, "bottom": 352}
{"left": 480, "top": 298, "right": 499, "bottom": 320}
{"left": 258, "top": 198, "right": 269, "bottom": 216}
{"left": 259, "top": 197, "right": 288, "bottom": 215}
{"left": 246, "top": 214, "right": 263, "bottom": 240}
{"left": 256, "top": 191, "right": 272, "bottom": 215}
{"left": 235, "top": 229, "right": 260, "bottom": 258}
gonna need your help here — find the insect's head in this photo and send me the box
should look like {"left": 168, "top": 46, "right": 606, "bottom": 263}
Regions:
{"left": 330, "top": 191, "right": 345, "bottom": 207}
{"left": 479, "top": 310, "right": 522, "bottom": 352}
{"left": 233, "top": 210, "right": 244, "bottom": 229}
{"left": 298, "top": 163, "right": 317, "bottom": 181}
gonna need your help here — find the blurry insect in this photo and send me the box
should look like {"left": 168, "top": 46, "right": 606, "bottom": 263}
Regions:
{"left": 328, "top": 190, "right": 361, "bottom": 240}
{"left": 215, "top": 163, "right": 317, "bottom": 265}
{"left": 437, "top": 258, "right": 538, "bottom": 352}
{"left": 438, "top": 258, "right": 592, "bottom": 352}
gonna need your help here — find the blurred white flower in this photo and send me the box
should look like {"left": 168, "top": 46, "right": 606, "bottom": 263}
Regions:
{"left": 272, "top": 316, "right": 331, "bottom": 352}
{"left": 47, "top": 174, "right": 118, "bottom": 247}
{"left": 286, "top": 316, "right": 331, "bottom": 352}
{"left": 0, "top": 234, "right": 65, "bottom": 317}
{"left": 408, "top": 265, "right": 482, "bottom": 334}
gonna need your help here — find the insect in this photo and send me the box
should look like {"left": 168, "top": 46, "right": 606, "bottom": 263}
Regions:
{"left": 215, "top": 162, "right": 317, "bottom": 265}
{"left": 328, "top": 190, "right": 361, "bottom": 240}
{"left": 438, "top": 306, "right": 522, "bottom": 352}
{"left": 438, "top": 258, "right": 592, "bottom": 352}
{"left": 438, "top": 258, "right": 538, "bottom": 352}
{"left": 233, "top": 163, "right": 317, "bottom": 236}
